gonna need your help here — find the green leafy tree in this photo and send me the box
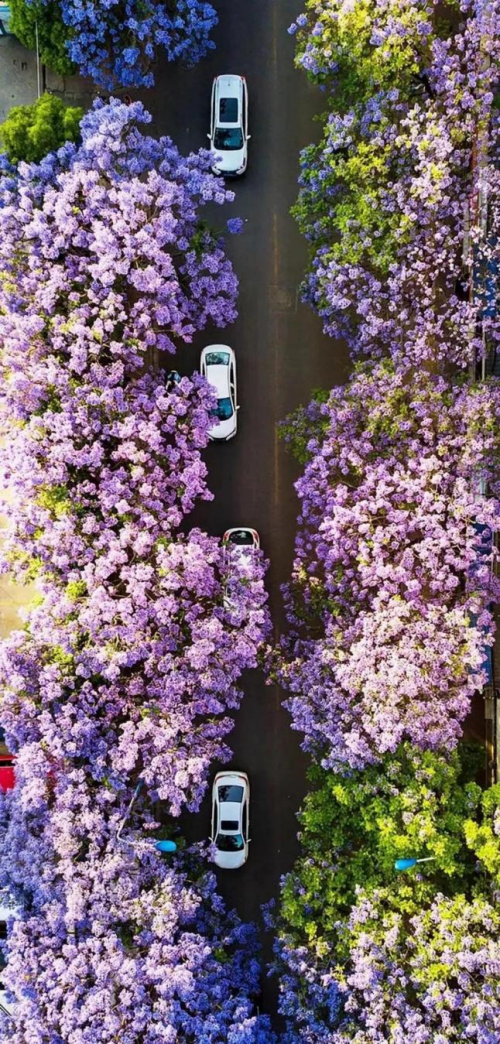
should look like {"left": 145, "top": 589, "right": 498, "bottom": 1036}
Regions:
{"left": 10, "top": 0, "right": 75, "bottom": 77}
{"left": 464, "top": 781, "right": 500, "bottom": 884}
{"left": 279, "top": 744, "right": 484, "bottom": 954}
{"left": 0, "top": 93, "right": 82, "bottom": 164}
{"left": 293, "top": 0, "right": 461, "bottom": 105}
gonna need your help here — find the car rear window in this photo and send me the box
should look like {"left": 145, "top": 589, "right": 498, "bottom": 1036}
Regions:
{"left": 220, "top": 97, "right": 238, "bottom": 122}
{"left": 218, "top": 785, "right": 244, "bottom": 803}
{"left": 216, "top": 833, "right": 244, "bottom": 851}
{"left": 220, "top": 820, "right": 239, "bottom": 831}
{"left": 206, "top": 352, "right": 229, "bottom": 366}
{"left": 229, "top": 531, "right": 254, "bottom": 546}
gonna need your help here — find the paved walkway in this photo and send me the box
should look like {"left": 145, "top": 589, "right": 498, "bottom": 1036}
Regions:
{"left": 0, "top": 34, "right": 94, "bottom": 122}
{"left": 0, "top": 37, "right": 92, "bottom": 642}
{"left": 0, "top": 484, "right": 35, "bottom": 643}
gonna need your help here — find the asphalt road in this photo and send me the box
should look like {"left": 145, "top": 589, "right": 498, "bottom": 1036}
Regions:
{"left": 147, "top": 0, "right": 351, "bottom": 1017}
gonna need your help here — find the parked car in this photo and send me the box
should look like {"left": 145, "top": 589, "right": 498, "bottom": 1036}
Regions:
{"left": 165, "top": 369, "right": 181, "bottom": 391}
{"left": 222, "top": 529, "right": 261, "bottom": 614}
{"left": 468, "top": 477, "right": 496, "bottom": 687}
{"left": 222, "top": 528, "right": 260, "bottom": 554}
{"left": 0, "top": 730, "right": 14, "bottom": 793}
{"left": 0, "top": 901, "right": 16, "bottom": 1020}
{"left": 0, "top": 4, "right": 12, "bottom": 36}
{"left": 200, "top": 346, "right": 238, "bottom": 441}
{"left": 208, "top": 75, "right": 250, "bottom": 176}
{"left": 210, "top": 771, "right": 250, "bottom": 869}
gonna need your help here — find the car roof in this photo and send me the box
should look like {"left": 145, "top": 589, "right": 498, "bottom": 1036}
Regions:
{"left": 201, "top": 347, "right": 234, "bottom": 397}
{"left": 207, "top": 364, "right": 230, "bottom": 398}
{"left": 218, "top": 801, "right": 243, "bottom": 826}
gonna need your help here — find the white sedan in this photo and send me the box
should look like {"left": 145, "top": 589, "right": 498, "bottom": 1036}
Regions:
{"left": 208, "top": 74, "right": 250, "bottom": 177}
{"left": 210, "top": 771, "right": 250, "bottom": 869}
{"left": 200, "top": 346, "right": 238, "bottom": 441}
{"left": 223, "top": 528, "right": 260, "bottom": 554}
{"left": 0, "top": 902, "right": 15, "bottom": 1020}
{"left": 222, "top": 529, "right": 261, "bottom": 614}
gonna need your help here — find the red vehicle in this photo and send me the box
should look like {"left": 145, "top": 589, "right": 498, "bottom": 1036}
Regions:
{"left": 0, "top": 730, "right": 15, "bottom": 791}
{"left": 0, "top": 756, "right": 14, "bottom": 792}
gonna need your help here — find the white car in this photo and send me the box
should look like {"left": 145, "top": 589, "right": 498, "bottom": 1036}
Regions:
{"left": 223, "top": 528, "right": 260, "bottom": 555}
{"left": 211, "top": 771, "right": 250, "bottom": 869}
{"left": 208, "top": 75, "right": 250, "bottom": 176}
{"left": 200, "top": 346, "right": 238, "bottom": 441}
{"left": 222, "top": 529, "right": 260, "bottom": 614}
{"left": 0, "top": 903, "right": 15, "bottom": 1020}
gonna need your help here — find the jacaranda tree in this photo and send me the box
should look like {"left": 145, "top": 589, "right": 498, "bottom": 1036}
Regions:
{"left": 12, "top": 0, "right": 218, "bottom": 89}
{"left": 0, "top": 100, "right": 272, "bottom": 1037}
{"left": 275, "top": 361, "right": 500, "bottom": 769}
{"left": 289, "top": 0, "right": 500, "bottom": 367}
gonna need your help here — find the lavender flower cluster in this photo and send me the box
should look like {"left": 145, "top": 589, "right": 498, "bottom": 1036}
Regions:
{"left": 0, "top": 99, "right": 274, "bottom": 1040}
{"left": 271, "top": 0, "right": 500, "bottom": 1038}
{"left": 26, "top": 0, "right": 218, "bottom": 89}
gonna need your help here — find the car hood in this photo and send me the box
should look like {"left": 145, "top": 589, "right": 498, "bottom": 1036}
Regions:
{"left": 212, "top": 146, "right": 246, "bottom": 173}
{"left": 214, "top": 846, "right": 247, "bottom": 869}
{"left": 209, "top": 414, "right": 237, "bottom": 440}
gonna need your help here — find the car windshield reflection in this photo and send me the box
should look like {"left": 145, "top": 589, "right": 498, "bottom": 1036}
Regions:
{"left": 215, "top": 833, "right": 244, "bottom": 852}
{"left": 214, "top": 128, "right": 244, "bottom": 151}
{"left": 218, "top": 785, "right": 244, "bottom": 802}
{"left": 229, "top": 531, "right": 254, "bottom": 546}
{"left": 213, "top": 397, "right": 233, "bottom": 420}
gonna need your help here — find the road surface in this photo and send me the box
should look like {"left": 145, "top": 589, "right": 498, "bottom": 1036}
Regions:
{"left": 149, "top": 0, "right": 351, "bottom": 1018}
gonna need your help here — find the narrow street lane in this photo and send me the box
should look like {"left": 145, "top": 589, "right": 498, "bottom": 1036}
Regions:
{"left": 149, "top": 0, "right": 351, "bottom": 1013}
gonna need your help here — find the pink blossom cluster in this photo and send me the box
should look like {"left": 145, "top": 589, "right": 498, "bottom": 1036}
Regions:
{"left": 0, "top": 750, "right": 275, "bottom": 1041}
{"left": 271, "top": 1, "right": 500, "bottom": 1038}
{"left": 275, "top": 886, "right": 500, "bottom": 1044}
{"left": 0, "top": 100, "right": 272, "bottom": 1038}
{"left": 292, "top": 0, "right": 500, "bottom": 368}
{"left": 276, "top": 362, "right": 500, "bottom": 767}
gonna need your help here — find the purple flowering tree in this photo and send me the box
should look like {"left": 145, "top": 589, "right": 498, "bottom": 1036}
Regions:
{"left": 270, "top": 3, "right": 500, "bottom": 1039}
{"left": 274, "top": 887, "right": 500, "bottom": 1044}
{"left": 17, "top": 0, "right": 218, "bottom": 89}
{"left": 0, "top": 756, "right": 275, "bottom": 1041}
{"left": 0, "top": 100, "right": 272, "bottom": 1036}
{"left": 0, "top": 100, "right": 267, "bottom": 809}
{"left": 289, "top": 0, "right": 500, "bottom": 367}
{"left": 274, "top": 363, "right": 500, "bottom": 769}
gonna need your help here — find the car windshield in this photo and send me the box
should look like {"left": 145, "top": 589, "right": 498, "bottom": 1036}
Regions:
{"left": 216, "top": 833, "right": 244, "bottom": 851}
{"left": 206, "top": 352, "right": 230, "bottom": 366}
{"left": 218, "top": 785, "right": 244, "bottom": 802}
{"left": 214, "top": 128, "right": 244, "bottom": 151}
{"left": 212, "top": 397, "right": 233, "bottom": 421}
{"left": 229, "top": 531, "right": 254, "bottom": 546}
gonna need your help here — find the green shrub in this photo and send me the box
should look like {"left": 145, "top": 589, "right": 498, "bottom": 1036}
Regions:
{"left": 0, "top": 92, "right": 82, "bottom": 164}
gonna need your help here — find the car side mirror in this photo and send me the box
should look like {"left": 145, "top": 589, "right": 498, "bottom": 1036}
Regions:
{"left": 207, "top": 133, "right": 211, "bottom": 139}
{"left": 236, "top": 405, "right": 241, "bottom": 410}
{"left": 246, "top": 134, "right": 251, "bottom": 140}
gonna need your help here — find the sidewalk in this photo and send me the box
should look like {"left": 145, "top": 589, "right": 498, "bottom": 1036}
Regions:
{"left": 0, "top": 39, "right": 94, "bottom": 641}
{"left": 0, "top": 481, "right": 35, "bottom": 644}
{"left": 0, "top": 34, "right": 95, "bottom": 122}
